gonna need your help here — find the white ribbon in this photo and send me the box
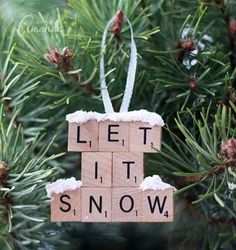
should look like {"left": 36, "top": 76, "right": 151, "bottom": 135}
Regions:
{"left": 100, "top": 15, "right": 137, "bottom": 113}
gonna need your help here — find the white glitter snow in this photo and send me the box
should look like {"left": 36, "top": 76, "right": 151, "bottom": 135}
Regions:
{"left": 46, "top": 177, "right": 82, "bottom": 198}
{"left": 140, "top": 175, "right": 176, "bottom": 191}
{"left": 66, "top": 109, "right": 164, "bottom": 127}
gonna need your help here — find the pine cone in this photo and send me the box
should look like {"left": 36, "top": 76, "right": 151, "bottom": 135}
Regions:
{"left": 0, "top": 162, "right": 8, "bottom": 184}
{"left": 229, "top": 19, "right": 236, "bottom": 37}
{"left": 187, "top": 75, "right": 199, "bottom": 89}
{"left": 112, "top": 10, "right": 124, "bottom": 40}
{"left": 220, "top": 138, "right": 236, "bottom": 160}
{"left": 178, "top": 39, "right": 195, "bottom": 52}
{"left": 44, "top": 46, "right": 75, "bottom": 72}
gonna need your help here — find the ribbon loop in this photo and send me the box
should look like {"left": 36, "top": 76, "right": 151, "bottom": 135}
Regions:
{"left": 100, "top": 15, "right": 137, "bottom": 113}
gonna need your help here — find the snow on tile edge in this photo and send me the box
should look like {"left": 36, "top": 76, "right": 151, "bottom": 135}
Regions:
{"left": 66, "top": 109, "right": 165, "bottom": 126}
{"left": 140, "top": 175, "right": 176, "bottom": 191}
{"left": 46, "top": 177, "right": 82, "bottom": 198}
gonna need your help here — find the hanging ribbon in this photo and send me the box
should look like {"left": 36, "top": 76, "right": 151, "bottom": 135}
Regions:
{"left": 100, "top": 14, "right": 137, "bottom": 113}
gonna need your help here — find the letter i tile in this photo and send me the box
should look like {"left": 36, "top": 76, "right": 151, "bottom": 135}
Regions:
{"left": 81, "top": 152, "right": 112, "bottom": 187}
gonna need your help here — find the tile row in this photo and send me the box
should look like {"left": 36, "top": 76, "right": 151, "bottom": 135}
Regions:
{"left": 51, "top": 187, "right": 173, "bottom": 222}
{"left": 81, "top": 152, "right": 143, "bottom": 187}
{"left": 68, "top": 121, "right": 162, "bottom": 152}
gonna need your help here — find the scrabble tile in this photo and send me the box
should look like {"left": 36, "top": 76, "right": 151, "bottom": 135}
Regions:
{"left": 99, "top": 121, "right": 129, "bottom": 152}
{"left": 129, "top": 122, "right": 162, "bottom": 153}
{"left": 82, "top": 188, "right": 111, "bottom": 222}
{"left": 68, "top": 121, "right": 99, "bottom": 152}
{"left": 141, "top": 188, "right": 173, "bottom": 222}
{"left": 81, "top": 152, "right": 112, "bottom": 187}
{"left": 112, "top": 152, "right": 144, "bottom": 187}
{"left": 51, "top": 188, "right": 81, "bottom": 222}
{"left": 112, "top": 187, "right": 141, "bottom": 222}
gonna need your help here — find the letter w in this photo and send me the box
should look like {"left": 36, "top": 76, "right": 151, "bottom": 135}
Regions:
{"left": 147, "top": 196, "right": 167, "bottom": 214}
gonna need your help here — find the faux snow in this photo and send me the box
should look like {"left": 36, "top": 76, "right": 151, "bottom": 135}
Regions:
{"left": 66, "top": 109, "right": 164, "bottom": 126}
{"left": 140, "top": 175, "right": 176, "bottom": 191}
{"left": 46, "top": 177, "right": 82, "bottom": 198}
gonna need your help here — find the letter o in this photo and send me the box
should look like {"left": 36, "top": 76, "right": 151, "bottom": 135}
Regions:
{"left": 119, "top": 195, "right": 134, "bottom": 213}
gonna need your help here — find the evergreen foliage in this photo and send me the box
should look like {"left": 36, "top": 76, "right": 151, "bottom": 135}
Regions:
{"left": 0, "top": 0, "right": 235, "bottom": 249}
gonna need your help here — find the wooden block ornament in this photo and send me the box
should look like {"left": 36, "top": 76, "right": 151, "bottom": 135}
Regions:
{"left": 46, "top": 14, "right": 176, "bottom": 224}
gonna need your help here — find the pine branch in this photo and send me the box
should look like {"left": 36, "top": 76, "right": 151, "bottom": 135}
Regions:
{"left": 154, "top": 104, "right": 235, "bottom": 221}
{"left": 0, "top": 105, "right": 63, "bottom": 249}
{"left": 0, "top": 1, "right": 235, "bottom": 249}
{"left": 0, "top": 21, "right": 65, "bottom": 249}
{"left": 215, "top": 1, "right": 236, "bottom": 70}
